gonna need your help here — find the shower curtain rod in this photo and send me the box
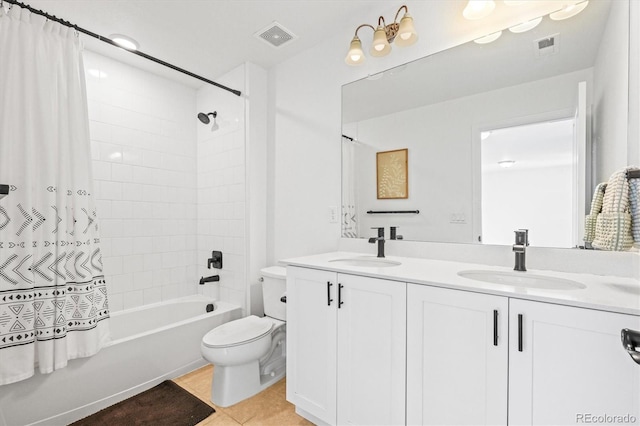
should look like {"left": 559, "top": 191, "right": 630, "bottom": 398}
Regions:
{"left": 3, "top": 0, "right": 242, "bottom": 97}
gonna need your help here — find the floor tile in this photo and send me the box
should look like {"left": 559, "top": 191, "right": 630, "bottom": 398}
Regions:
{"left": 175, "top": 366, "right": 311, "bottom": 426}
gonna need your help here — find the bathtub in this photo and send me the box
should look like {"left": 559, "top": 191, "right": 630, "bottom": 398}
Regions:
{"left": 0, "top": 295, "right": 242, "bottom": 426}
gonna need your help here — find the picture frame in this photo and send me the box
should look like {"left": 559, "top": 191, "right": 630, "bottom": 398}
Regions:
{"left": 376, "top": 148, "right": 408, "bottom": 199}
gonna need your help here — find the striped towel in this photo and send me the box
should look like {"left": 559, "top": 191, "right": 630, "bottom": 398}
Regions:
{"left": 584, "top": 182, "right": 607, "bottom": 244}
{"left": 629, "top": 177, "right": 640, "bottom": 243}
{"left": 593, "top": 168, "right": 635, "bottom": 251}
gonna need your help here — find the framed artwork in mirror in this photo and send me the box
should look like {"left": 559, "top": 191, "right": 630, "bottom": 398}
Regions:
{"left": 377, "top": 148, "right": 408, "bottom": 199}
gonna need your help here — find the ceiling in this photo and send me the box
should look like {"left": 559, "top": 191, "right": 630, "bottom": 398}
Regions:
{"left": 15, "top": 1, "right": 593, "bottom": 92}
{"left": 21, "top": 0, "right": 385, "bottom": 89}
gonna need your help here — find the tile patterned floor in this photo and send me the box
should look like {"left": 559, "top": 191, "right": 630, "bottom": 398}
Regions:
{"left": 174, "top": 365, "right": 314, "bottom": 426}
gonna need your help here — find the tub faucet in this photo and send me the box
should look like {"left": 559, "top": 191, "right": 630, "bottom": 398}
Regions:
{"left": 513, "top": 229, "right": 529, "bottom": 272}
{"left": 199, "top": 275, "right": 220, "bottom": 285}
{"left": 368, "top": 227, "right": 385, "bottom": 258}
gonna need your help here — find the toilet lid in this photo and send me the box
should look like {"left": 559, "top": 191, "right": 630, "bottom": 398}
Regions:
{"left": 202, "top": 315, "right": 273, "bottom": 348}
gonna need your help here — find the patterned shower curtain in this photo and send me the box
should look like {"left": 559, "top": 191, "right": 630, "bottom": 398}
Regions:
{"left": 342, "top": 139, "right": 359, "bottom": 238}
{"left": 0, "top": 5, "right": 110, "bottom": 385}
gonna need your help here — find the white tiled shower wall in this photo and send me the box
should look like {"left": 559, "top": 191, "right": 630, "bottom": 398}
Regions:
{"left": 196, "top": 65, "right": 248, "bottom": 310}
{"left": 84, "top": 51, "right": 199, "bottom": 312}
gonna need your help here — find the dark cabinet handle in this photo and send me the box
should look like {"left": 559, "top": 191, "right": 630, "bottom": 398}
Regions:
{"left": 493, "top": 310, "right": 498, "bottom": 346}
{"left": 621, "top": 328, "right": 640, "bottom": 365}
{"left": 518, "top": 314, "right": 523, "bottom": 352}
{"left": 338, "top": 283, "right": 344, "bottom": 308}
{"left": 327, "top": 281, "right": 333, "bottom": 306}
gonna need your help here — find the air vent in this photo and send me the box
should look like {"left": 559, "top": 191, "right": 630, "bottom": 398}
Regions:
{"left": 254, "top": 22, "right": 297, "bottom": 48}
{"left": 534, "top": 33, "right": 560, "bottom": 57}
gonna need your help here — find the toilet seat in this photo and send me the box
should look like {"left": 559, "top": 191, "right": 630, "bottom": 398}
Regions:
{"left": 203, "top": 315, "right": 273, "bottom": 348}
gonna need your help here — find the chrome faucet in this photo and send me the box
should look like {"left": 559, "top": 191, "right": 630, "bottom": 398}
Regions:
{"left": 513, "top": 229, "right": 529, "bottom": 272}
{"left": 368, "top": 227, "right": 385, "bottom": 258}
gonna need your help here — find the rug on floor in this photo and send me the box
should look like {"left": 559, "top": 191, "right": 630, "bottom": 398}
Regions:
{"left": 70, "top": 380, "right": 215, "bottom": 426}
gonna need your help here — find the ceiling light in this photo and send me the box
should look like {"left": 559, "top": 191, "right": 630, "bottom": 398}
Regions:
{"left": 345, "top": 5, "right": 418, "bottom": 66}
{"left": 509, "top": 17, "right": 543, "bottom": 33}
{"left": 474, "top": 31, "right": 502, "bottom": 44}
{"left": 498, "top": 160, "right": 516, "bottom": 168}
{"left": 463, "top": 1, "right": 496, "bottom": 20}
{"left": 109, "top": 34, "right": 139, "bottom": 51}
{"left": 549, "top": 1, "right": 589, "bottom": 21}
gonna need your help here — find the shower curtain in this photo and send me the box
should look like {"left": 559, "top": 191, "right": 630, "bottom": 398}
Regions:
{"left": 342, "top": 140, "right": 359, "bottom": 237}
{"left": 0, "top": 5, "right": 110, "bottom": 385}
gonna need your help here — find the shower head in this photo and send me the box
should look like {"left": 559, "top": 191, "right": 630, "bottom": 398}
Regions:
{"left": 198, "top": 111, "right": 216, "bottom": 124}
{"left": 198, "top": 111, "right": 219, "bottom": 131}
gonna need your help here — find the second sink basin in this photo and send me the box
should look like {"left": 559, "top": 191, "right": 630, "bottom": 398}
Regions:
{"left": 329, "top": 256, "right": 401, "bottom": 268}
{"left": 458, "top": 270, "right": 586, "bottom": 290}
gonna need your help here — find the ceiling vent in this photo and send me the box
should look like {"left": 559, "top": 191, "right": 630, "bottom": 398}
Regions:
{"left": 534, "top": 33, "right": 560, "bottom": 57}
{"left": 254, "top": 22, "right": 297, "bottom": 48}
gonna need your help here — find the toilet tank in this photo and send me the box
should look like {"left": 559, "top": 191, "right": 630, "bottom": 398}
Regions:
{"left": 261, "top": 266, "right": 287, "bottom": 321}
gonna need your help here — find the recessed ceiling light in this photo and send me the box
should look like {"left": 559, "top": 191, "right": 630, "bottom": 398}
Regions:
{"left": 498, "top": 160, "right": 516, "bottom": 168}
{"left": 509, "top": 17, "right": 543, "bottom": 33}
{"left": 549, "top": 1, "right": 589, "bottom": 21}
{"left": 474, "top": 31, "right": 502, "bottom": 44}
{"left": 109, "top": 34, "right": 139, "bottom": 51}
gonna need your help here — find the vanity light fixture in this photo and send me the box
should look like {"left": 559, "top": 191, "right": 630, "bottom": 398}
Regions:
{"left": 109, "top": 34, "right": 139, "bottom": 51}
{"left": 474, "top": 31, "right": 502, "bottom": 44}
{"left": 509, "top": 17, "right": 543, "bottom": 33}
{"left": 345, "top": 5, "right": 418, "bottom": 66}
{"left": 463, "top": 0, "right": 496, "bottom": 20}
{"left": 549, "top": 1, "right": 589, "bottom": 21}
{"left": 498, "top": 160, "right": 516, "bottom": 168}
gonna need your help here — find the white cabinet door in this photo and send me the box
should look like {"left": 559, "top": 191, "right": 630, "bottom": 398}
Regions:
{"left": 509, "top": 299, "right": 640, "bottom": 426}
{"left": 336, "top": 274, "right": 406, "bottom": 426}
{"left": 406, "top": 284, "right": 508, "bottom": 426}
{"left": 286, "top": 266, "right": 338, "bottom": 424}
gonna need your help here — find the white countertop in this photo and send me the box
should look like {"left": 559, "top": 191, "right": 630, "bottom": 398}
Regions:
{"left": 281, "top": 251, "right": 640, "bottom": 316}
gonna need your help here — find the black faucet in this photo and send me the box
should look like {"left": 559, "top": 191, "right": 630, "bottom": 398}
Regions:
{"left": 368, "top": 227, "right": 385, "bottom": 258}
{"left": 512, "top": 229, "right": 529, "bottom": 272}
{"left": 199, "top": 275, "right": 220, "bottom": 285}
{"left": 390, "top": 226, "right": 403, "bottom": 240}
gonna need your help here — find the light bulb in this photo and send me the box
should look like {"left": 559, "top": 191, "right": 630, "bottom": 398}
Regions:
{"left": 474, "top": 31, "right": 502, "bottom": 44}
{"left": 463, "top": 0, "right": 496, "bottom": 20}
{"left": 509, "top": 17, "right": 543, "bottom": 33}
{"left": 345, "top": 36, "right": 365, "bottom": 66}
{"left": 549, "top": 1, "right": 589, "bottom": 20}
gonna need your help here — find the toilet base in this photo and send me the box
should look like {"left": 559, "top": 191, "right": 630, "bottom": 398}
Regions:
{"left": 211, "top": 360, "right": 286, "bottom": 407}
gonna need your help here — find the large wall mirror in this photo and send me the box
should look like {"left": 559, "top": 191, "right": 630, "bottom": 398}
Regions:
{"left": 341, "top": 0, "right": 630, "bottom": 249}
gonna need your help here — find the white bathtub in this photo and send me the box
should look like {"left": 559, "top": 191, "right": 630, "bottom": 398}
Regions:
{"left": 0, "top": 295, "right": 242, "bottom": 426}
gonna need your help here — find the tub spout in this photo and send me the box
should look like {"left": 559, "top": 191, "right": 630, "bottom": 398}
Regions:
{"left": 199, "top": 275, "right": 220, "bottom": 285}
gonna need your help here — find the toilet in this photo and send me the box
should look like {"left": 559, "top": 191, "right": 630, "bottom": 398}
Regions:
{"left": 201, "top": 266, "right": 287, "bottom": 407}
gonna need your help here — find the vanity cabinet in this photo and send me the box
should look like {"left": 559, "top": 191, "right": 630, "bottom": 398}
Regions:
{"left": 406, "top": 285, "right": 509, "bottom": 425}
{"left": 508, "top": 299, "right": 640, "bottom": 426}
{"left": 407, "top": 284, "right": 640, "bottom": 426}
{"left": 286, "top": 266, "right": 406, "bottom": 426}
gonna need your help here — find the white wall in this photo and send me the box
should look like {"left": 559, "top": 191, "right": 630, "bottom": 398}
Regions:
{"left": 85, "top": 51, "right": 198, "bottom": 312}
{"left": 347, "top": 69, "right": 591, "bottom": 244}
{"left": 593, "top": 0, "right": 630, "bottom": 182}
{"left": 269, "top": 1, "right": 476, "bottom": 263}
{"left": 196, "top": 64, "right": 247, "bottom": 310}
{"left": 269, "top": 1, "right": 634, "bottom": 263}
{"left": 629, "top": 0, "right": 640, "bottom": 166}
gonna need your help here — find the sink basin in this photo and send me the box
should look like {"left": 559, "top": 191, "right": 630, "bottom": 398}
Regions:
{"left": 457, "top": 270, "right": 586, "bottom": 290}
{"left": 329, "top": 256, "right": 401, "bottom": 268}
{"left": 606, "top": 283, "right": 640, "bottom": 296}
